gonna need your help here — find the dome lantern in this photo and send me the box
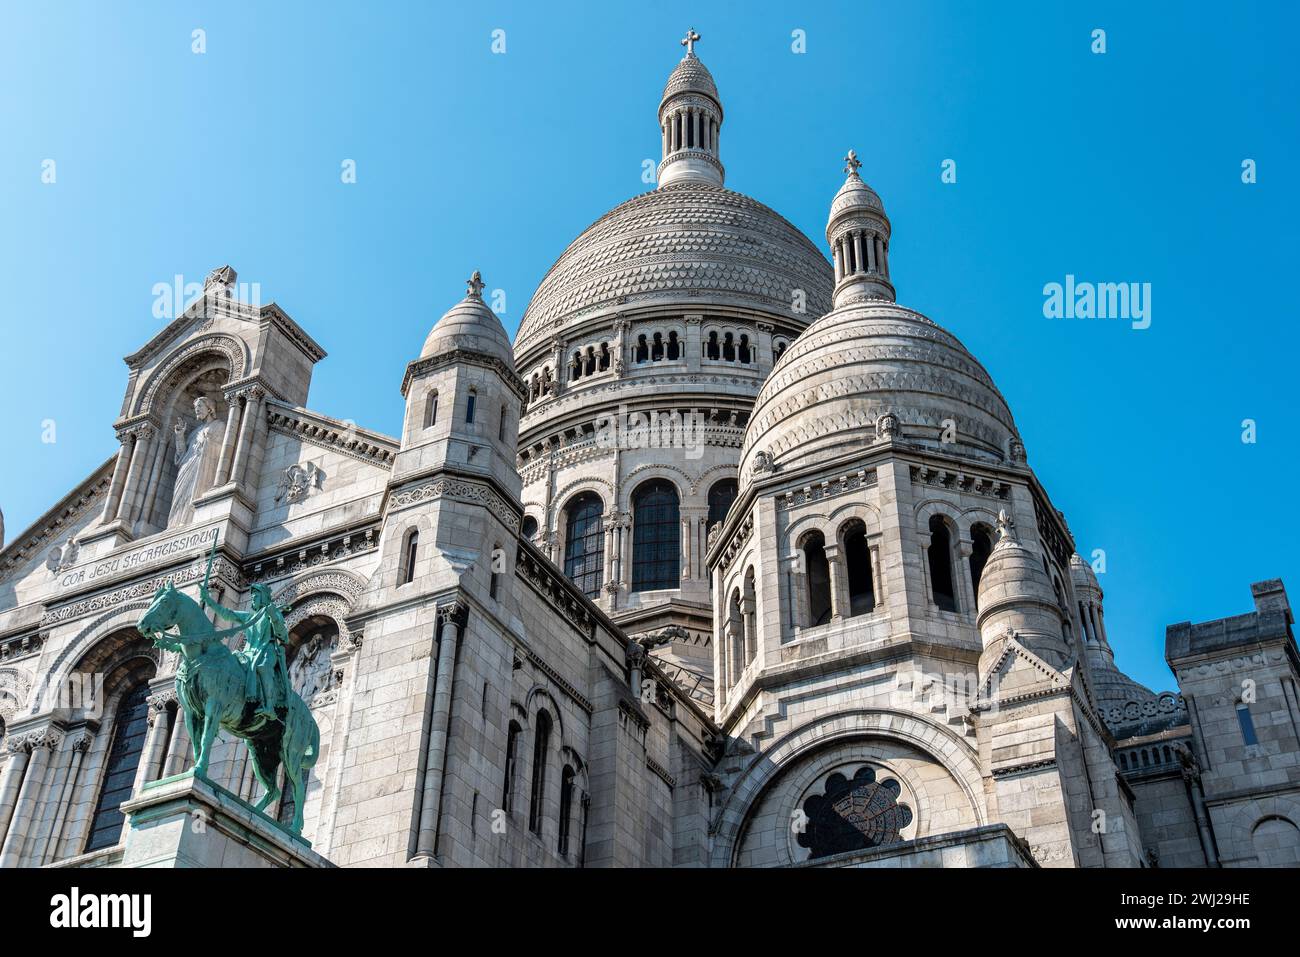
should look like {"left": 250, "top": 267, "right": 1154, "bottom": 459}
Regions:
{"left": 827, "top": 150, "right": 895, "bottom": 306}
{"left": 657, "top": 29, "right": 725, "bottom": 188}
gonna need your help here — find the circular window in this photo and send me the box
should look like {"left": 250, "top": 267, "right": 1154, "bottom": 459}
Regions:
{"left": 792, "top": 762, "right": 914, "bottom": 862}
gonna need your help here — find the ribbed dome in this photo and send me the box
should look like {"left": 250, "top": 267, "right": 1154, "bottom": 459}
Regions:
{"left": 422, "top": 291, "right": 514, "bottom": 366}
{"left": 1069, "top": 551, "right": 1102, "bottom": 595}
{"left": 742, "top": 301, "right": 1020, "bottom": 477}
{"left": 514, "top": 183, "right": 833, "bottom": 354}
{"left": 661, "top": 54, "right": 720, "bottom": 105}
{"left": 828, "top": 172, "right": 884, "bottom": 225}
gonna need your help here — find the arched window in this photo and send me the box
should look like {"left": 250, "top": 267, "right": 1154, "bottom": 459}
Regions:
{"left": 85, "top": 682, "right": 151, "bottom": 852}
{"left": 598, "top": 342, "right": 610, "bottom": 370}
{"left": 843, "top": 522, "right": 875, "bottom": 616}
{"left": 635, "top": 335, "right": 649, "bottom": 363}
{"left": 667, "top": 331, "right": 680, "bottom": 360}
{"left": 465, "top": 389, "right": 477, "bottom": 424}
{"left": 528, "top": 711, "right": 552, "bottom": 835}
{"left": 928, "top": 515, "right": 958, "bottom": 612}
{"left": 651, "top": 332, "right": 664, "bottom": 361}
{"left": 729, "top": 589, "right": 745, "bottom": 679}
{"left": 738, "top": 334, "right": 752, "bottom": 364}
{"left": 705, "top": 331, "right": 720, "bottom": 360}
{"left": 563, "top": 493, "right": 604, "bottom": 599}
{"left": 498, "top": 405, "right": 508, "bottom": 442}
{"left": 775, "top": 340, "right": 789, "bottom": 362}
{"left": 722, "top": 332, "right": 736, "bottom": 362}
{"left": 631, "top": 480, "right": 680, "bottom": 592}
{"left": 502, "top": 720, "right": 522, "bottom": 814}
{"left": 400, "top": 529, "right": 419, "bottom": 585}
{"left": 743, "top": 567, "right": 757, "bottom": 662}
{"left": 521, "top": 516, "right": 538, "bottom": 540}
{"left": 422, "top": 389, "right": 438, "bottom": 429}
{"left": 558, "top": 765, "right": 576, "bottom": 855}
{"left": 802, "top": 531, "right": 832, "bottom": 626}
{"left": 969, "top": 523, "right": 995, "bottom": 605}
{"left": 707, "top": 479, "right": 738, "bottom": 529}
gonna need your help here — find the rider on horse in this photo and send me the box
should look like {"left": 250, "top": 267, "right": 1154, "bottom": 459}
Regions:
{"left": 200, "top": 580, "right": 290, "bottom": 722}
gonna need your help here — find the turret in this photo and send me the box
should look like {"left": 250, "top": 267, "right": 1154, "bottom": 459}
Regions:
{"left": 657, "top": 29, "right": 725, "bottom": 188}
{"left": 827, "top": 150, "right": 895, "bottom": 305}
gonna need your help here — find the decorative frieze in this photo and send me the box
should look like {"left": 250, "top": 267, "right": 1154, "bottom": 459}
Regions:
{"left": 778, "top": 468, "right": 878, "bottom": 511}
{"left": 266, "top": 404, "right": 396, "bottom": 467}
{"left": 390, "top": 477, "right": 521, "bottom": 533}
{"left": 909, "top": 465, "right": 1007, "bottom": 500}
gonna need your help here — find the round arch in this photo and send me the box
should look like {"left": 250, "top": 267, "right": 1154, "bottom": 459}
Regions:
{"left": 709, "top": 708, "right": 986, "bottom": 868}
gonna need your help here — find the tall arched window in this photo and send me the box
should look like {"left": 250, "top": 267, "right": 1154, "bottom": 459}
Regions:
{"left": 631, "top": 480, "right": 680, "bottom": 592}
{"left": 969, "top": 523, "right": 995, "bottom": 605}
{"left": 502, "top": 720, "right": 522, "bottom": 814}
{"left": 85, "top": 682, "right": 151, "bottom": 852}
{"left": 521, "top": 516, "right": 538, "bottom": 540}
{"left": 400, "top": 529, "right": 419, "bottom": 585}
{"left": 558, "top": 765, "right": 576, "bottom": 855}
{"left": 563, "top": 493, "right": 604, "bottom": 599}
{"left": 843, "top": 522, "right": 875, "bottom": 616}
{"left": 928, "top": 515, "right": 958, "bottom": 612}
{"left": 498, "top": 405, "right": 508, "bottom": 442}
{"left": 802, "top": 531, "right": 832, "bottom": 626}
{"left": 728, "top": 588, "right": 744, "bottom": 681}
{"left": 707, "top": 478, "right": 738, "bottom": 529}
{"left": 528, "top": 711, "right": 552, "bottom": 835}
{"left": 422, "top": 389, "right": 438, "bottom": 429}
{"left": 465, "top": 389, "right": 477, "bottom": 424}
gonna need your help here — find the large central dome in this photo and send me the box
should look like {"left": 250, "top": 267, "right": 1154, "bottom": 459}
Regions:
{"left": 513, "top": 182, "right": 832, "bottom": 355}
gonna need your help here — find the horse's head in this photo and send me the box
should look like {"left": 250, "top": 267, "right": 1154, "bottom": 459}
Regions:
{"left": 138, "top": 581, "right": 181, "bottom": 637}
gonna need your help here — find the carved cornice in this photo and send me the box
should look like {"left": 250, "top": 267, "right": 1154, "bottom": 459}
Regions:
{"left": 0, "top": 458, "right": 114, "bottom": 585}
{"left": 389, "top": 477, "right": 522, "bottom": 533}
{"left": 248, "top": 528, "right": 379, "bottom": 587}
{"left": 909, "top": 465, "right": 1009, "bottom": 501}
{"left": 265, "top": 402, "right": 397, "bottom": 467}
{"left": 401, "top": 348, "right": 527, "bottom": 401}
{"left": 777, "top": 468, "right": 879, "bottom": 511}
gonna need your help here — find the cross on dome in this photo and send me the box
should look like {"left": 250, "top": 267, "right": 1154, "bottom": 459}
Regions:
{"left": 843, "top": 149, "right": 862, "bottom": 176}
{"left": 466, "top": 270, "right": 485, "bottom": 299}
{"left": 681, "top": 28, "right": 700, "bottom": 57}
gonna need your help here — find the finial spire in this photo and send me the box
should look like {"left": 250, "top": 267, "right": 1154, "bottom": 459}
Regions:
{"left": 466, "top": 270, "right": 485, "bottom": 300}
{"left": 681, "top": 28, "right": 700, "bottom": 57}
{"left": 843, "top": 149, "right": 862, "bottom": 176}
{"left": 996, "top": 508, "right": 1019, "bottom": 544}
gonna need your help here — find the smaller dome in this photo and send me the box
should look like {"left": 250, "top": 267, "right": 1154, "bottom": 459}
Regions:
{"left": 827, "top": 172, "right": 884, "bottom": 227}
{"left": 977, "top": 514, "right": 1057, "bottom": 617}
{"left": 1069, "top": 552, "right": 1102, "bottom": 596}
{"left": 422, "top": 271, "right": 514, "bottom": 366}
{"left": 661, "top": 54, "right": 720, "bottom": 108}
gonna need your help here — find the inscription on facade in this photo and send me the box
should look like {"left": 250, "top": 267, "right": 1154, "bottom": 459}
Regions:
{"left": 57, "top": 526, "right": 219, "bottom": 589}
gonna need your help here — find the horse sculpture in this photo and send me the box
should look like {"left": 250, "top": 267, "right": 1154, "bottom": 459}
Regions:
{"left": 137, "top": 580, "right": 320, "bottom": 835}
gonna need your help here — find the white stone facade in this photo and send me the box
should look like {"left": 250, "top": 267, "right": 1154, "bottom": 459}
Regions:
{"left": 0, "top": 38, "right": 1295, "bottom": 869}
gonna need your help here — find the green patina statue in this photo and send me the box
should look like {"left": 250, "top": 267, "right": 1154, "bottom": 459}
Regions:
{"left": 136, "top": 537, "right": 320, "bottom": 835}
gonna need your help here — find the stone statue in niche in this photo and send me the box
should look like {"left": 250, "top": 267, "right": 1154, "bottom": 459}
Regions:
{"left": 275, "top": 462, "right": 324, "bottom": 504}
{"left": 288, "top": 630, "right": 336, "bottom": 702}
{"left": 167, "top": 396, "right": 224, "bottom": 528}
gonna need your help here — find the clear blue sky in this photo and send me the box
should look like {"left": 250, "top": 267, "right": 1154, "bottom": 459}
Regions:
{"left": 2, "top": 2, "right": 1296, "bottom": 691}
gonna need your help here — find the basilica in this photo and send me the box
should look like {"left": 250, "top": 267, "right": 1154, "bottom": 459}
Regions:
{"left": 0, "top": 35, "right": 1296, "bottom": 869}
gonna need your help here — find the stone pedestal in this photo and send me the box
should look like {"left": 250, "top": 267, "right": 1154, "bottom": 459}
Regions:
{"left": 119, "top": 771, "right": 332, "bottom": 868}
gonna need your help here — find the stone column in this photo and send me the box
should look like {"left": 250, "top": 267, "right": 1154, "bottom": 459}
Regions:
{"left": 613, "top": 317, "right": 629, "bottom": 376}
{"left": 681, "top": 514, "right": 692, "bottom": 582}
{"left": 229, "top": 386, "right": 264, "bottom": 489}
{"left": 117, "top": 424, "right": 157, "bottom": 523}
{"left": 162, "top": 713, "right": 192, "bottom": 777}
{"left": 36, "top": 730, "right": 92, "bottom": 865}
{"left": 877, "top": 236, "right": 887, "bottom": 277}
{"left": 214, "top": 394, "right": 243, "bottom": 486}
{"left": 685, "top": 315, "right": 702, "bottom": 372}
{"left": 99, "top": 433, "right": 134, "bottom": 523}
{"left": 412, "top": 602, "right": 464, "bottom": 861}
{"left": 824, "top": 543, "right": 847, "bottom": 622}
{"left": 135, "top": 692, "right": 175, "bottom": 792}
{"left": 755, "top": 322, "right": 774, "bottom": 377}
{"left": 853, "top": 232, "right": 865, "bottom": 275}
{"left": 0, "top": 743, "right": 30, "bottom": 850}
{"left": 136, "top": 426, "right": 172, "bottom": 528}
{"left": 0, "top": 727, "right": 61, "bottom": 867}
